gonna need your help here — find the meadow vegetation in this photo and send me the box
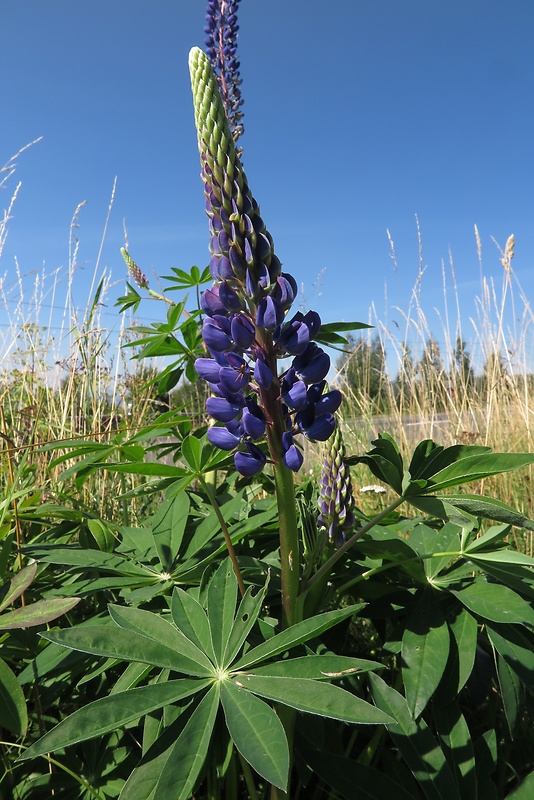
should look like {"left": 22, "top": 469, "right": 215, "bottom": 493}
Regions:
{"left": 3, "top": 11, "right": 534, "bottom": 799}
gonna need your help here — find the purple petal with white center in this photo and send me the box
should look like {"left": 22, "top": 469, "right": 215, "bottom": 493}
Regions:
{"left": 207, "top": 426, "right": 242, "bottom": 451}
{"left": 206, "top": 397, "right": 242, "bottom": 423}
{"left": 195, "top": 358, "right": 221, "bottom": 383}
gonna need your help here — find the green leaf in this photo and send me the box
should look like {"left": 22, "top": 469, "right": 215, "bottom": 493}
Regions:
{"left": 448, "top": 606, "right": 478, "bottom": 692}
{"left": 233, "top": 675, "right": 392, "bottom": 724}
{"left": 152, "top": 683, "right": 219, "bottom": 800}
{"left": 415, "top": 444, "right": 490, "bottom": 481}
{"left": 181, "top": 435, "right": 202, "bottom": 472}
{"left": 0, "top": 596, "right": 81, "bottom": 630}
{"left": 120, "top": 683, "right": 219, "bottom": 800}
{"left": 474, "top": 731, "right": 498, "bottom": 800}
{"left": 20, "top": 679, "right": 210, "bottom": 761}
{"left": 232, "top": 603, "right": 365, "bottom": 671}
{"left": 0, "top": 657, "right": 27, "bottom": 736}
{"left": 486, "top": 624, "right": 534, "bottom": 692}
{"left": 426, "top": 452, "right": 534, "bottom": 493}
{"left": 108, "top": 605, "right": 215, "bottom": 674}
{"left": 449, "top": 580, "right": 534, "bottom": 626}
{"left": 248, "top": 654, "right": 383, "bottom": 680}
{"left": 171, "top": 588, "right": 214, "bottom": 662}
{"left": 42, "top": 625, "right": 212, "bottom": 676}
{"left": 463, "top": 524, "right": 511, "bottom": 554}
{"left": 0, "top": 563, "right": 37, "bottom": 612}
{"left": 221, "top": 678, "right": 289, "bottom": 790}
{"left": 433, "top": 702, "right": 477, "bottom": 800}
{"left": 23, "top": 545, "right": 156, "bottom": 577}
{"left": 408, "top": 523, "right": 461, "bottom": 580}
{"left": 369, "top": 673, "right": 460, "bottom": 800}
{"left": 402, "top": 592, "right": 450, "bottom": 719}
{"left": 206, "top": 559, "right": 238, "bottom": 668}
{"left": 506, "top": 770, "right": 534, "bottom": 799}
{"left": 495, "top": 650, "right": 524, "bottom": 735}
{"left": 151, "top": 493, "right": 190, "bottom": 570}
{"left": 223, "top": 577, "right": 269, "bottom": 668}
{"left": 304, "top": 750, "right": 416, "bottom": 800}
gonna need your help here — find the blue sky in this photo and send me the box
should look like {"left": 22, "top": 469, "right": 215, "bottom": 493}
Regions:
{"left": 2, "top": 0, "right": 534, "bottom": 374}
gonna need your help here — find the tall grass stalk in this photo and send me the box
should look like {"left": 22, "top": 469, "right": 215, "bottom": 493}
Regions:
{"left": 334, "top": 227, "right": 534, "bottom": 551}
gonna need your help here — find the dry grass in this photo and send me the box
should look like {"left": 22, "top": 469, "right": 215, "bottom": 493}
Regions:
{"left": 0, "top": 146, "right": 163, "bottom": 524}
{"left": 327, "top": 227, "right": 534, "bottom": 550}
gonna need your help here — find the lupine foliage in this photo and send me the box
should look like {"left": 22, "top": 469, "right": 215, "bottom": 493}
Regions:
{"left": 3, "top": 7, "right": 534, "bottom": 800}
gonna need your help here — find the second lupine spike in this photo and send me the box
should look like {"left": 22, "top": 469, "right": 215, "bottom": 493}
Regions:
{"left": 318, "top": 424, "right": 356, "bottom": 546}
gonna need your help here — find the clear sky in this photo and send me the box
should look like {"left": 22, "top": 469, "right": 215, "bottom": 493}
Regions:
{"left": 2, "top": 0, "right": 534, "bottom": 375}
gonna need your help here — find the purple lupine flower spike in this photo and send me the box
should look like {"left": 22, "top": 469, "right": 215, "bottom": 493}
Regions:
{"left": 203, "top": 0, "right": 244, "bottom": 146}
{"left": 318, "top": 424, "right": 356, "bottom": 546}
{"left": 190, "top": 46, "right": 343, "bottom": 477}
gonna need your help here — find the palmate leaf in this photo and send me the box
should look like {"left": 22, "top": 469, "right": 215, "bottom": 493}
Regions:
{"left": 495, "top": 651, "right": 524, "bottom": 734}
{"left": 20, "top": 679, "right": 210, "bottom": 761}
{"left": 152, "top": 683, "right": 219, "bottom": 800}
{"left": 232, "top": 675, "right": 392, "bottom": 725}
{"left": 486, "top": 624, "right": 534, "bottom": 692}
{"left": 221, "top": 678, "right": 289, "bottom": 791}
{"left": 151, "top": 493, "right": 190, "bottom": 571}
{"left": 223, "top": 576, "right": 270, "bottom": 668}
{"left": 447, "top": 606, "right": 478, "bottom": 693}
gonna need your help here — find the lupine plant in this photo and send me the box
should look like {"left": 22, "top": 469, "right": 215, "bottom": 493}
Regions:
{"left": 5, "top": 6, "right": 534, "bottom": 800}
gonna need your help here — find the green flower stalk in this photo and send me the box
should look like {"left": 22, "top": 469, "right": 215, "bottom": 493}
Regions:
{"left": 318, "top": 423, "right": 356, "bottom": 546}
